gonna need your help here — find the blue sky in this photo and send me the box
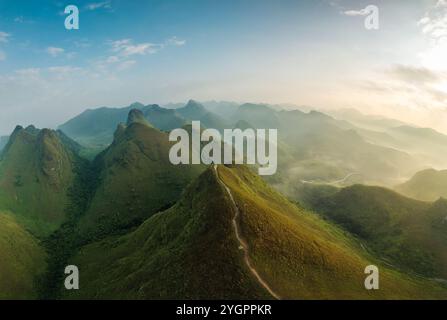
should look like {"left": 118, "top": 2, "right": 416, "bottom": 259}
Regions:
{"left": 0, "top": 0, "right": 447, "bottom": 134}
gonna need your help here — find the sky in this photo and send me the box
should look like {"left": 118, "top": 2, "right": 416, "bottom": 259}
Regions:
{"left": 0, "top": 0, "right": 447, "bottom": 134}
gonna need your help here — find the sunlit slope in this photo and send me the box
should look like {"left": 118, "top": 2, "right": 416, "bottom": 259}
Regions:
{"left": 312, "top": 184, "right": 447, "bottom": 278}
{"left": 68, "top": 166, "right": 446, "bottom": 299}
{"left": 218, "top": 166, "right": 446, "bottom": 299}
{"left": 0, "top": 126, "right": 81, "bottom": 236}
{"left": 0, "top": 212, "right": 46, "bottom": 299}
{"left": 78, "top": 109, "right": 204, "bottom": 240}
{"left": 68, "top": 167, "right": 269, "bottom": 299}
{"left": 396, "top": 168, "right": 447, "bottom": 201}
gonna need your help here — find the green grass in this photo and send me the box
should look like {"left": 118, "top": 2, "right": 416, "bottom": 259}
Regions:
{"left": 0, "top": 127, "right": 82, "bottom": 237}
{"left": 310, "top": 184, "right": 447, "bottom": 278}
{"left": 66, "top": 167, "right": 267, "bottom": 299}
{"left": 219, "top": 166, "right": 447, "bottom": 299}
{"left": 0, "top": 212, "right": 47, "bottom": 299}
{"left": 77, "top": 119, "right": 205, "bottom": 241}
{"left": 65, "top": 165, "right": 447, "bottom": 299}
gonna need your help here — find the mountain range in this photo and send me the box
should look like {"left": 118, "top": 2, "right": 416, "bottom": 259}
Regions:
{"left": 0, "top": 100, "right": 446, "bottom": 299}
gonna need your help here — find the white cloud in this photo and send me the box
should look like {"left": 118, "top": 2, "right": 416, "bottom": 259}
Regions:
{"left": 111, "top": 39, "right": 161, "bottom": 57}
{"left": 0, "top": 31, "right": 11, "bottom": 43}
{"left": 342, "top": 9, "right": 368, "bottom": 16}
{"left": 46, "top": 47, "right": 65, "bottom": 57}
{"left": 418, "top": 0, "right": 447, "bottom": 70}
{"left": 0, "top": 50, "right": 5, "bottom": 61}
{"left": 85, "top": 1, "right": 112, "bottom": 11}
{"left": 166, "top": 36, "right": 186, "bottom": 47}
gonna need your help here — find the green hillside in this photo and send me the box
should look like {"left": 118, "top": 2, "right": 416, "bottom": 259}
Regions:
{"left": 396, "top": 168, "right": 447, "bottom": 201}
{"left": 66, "top": 165, "right": 447, "bottom": 299}
{"left": 77, "top": 109, "right": 204, "bottom": 240}
{"left": 0, "top": 126, "right": 84, "bottom": 236}
{"left": 0, "top": 212, "right": 47, "bottom": 299}
{"left": 311, "top": 184, "right": 447, "bottom": 278}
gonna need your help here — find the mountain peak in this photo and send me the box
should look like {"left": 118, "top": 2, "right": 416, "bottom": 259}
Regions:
{"left": 126, "top": 109, "right": 152, "bottom": 127}
{"left": 184, "top": 99, "right": 206, "bottom": 112}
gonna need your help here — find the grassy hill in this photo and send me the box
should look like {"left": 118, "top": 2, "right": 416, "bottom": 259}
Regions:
{"left": 310, "top": 184, "right": 447, "bottom": 278}
{"left": 0, "top": 126, "right": 84, "bottom": 237}
{"left": 66, "top": 165, "right": 447, "bottom": 299}
{"left": 396, "top": 168, "right": 447, "bottom": 201}
{"left": 0, "top": 212, "right": 46, "bottom": 299}
{"left": 77, "top": 109, "right": 204, "bottom": 241}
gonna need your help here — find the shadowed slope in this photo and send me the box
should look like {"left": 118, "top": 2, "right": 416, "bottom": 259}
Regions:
{"left": 0, "top": 212, "right": 46, "bottom": 299}
{"left": 78, "top": 110, "right": 204, "bottom": 240}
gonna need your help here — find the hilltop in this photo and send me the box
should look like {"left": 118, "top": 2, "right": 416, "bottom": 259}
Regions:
{"left": 0, "top": 125, "right": 85, "bottom": 236}
{"left": 77, "top": 109, "right": 205, "bottom": 240}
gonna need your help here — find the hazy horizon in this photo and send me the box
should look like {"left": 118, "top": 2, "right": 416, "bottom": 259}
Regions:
{"left": 1, "top": 0, "right": 447, "bottom": 134}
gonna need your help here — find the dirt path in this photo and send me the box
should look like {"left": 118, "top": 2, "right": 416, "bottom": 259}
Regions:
{"left": 214, "top": 165, "right": 281, "bottom": 300}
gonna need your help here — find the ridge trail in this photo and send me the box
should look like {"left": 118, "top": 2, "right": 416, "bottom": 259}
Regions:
{"left": 214, "top": 165, "right": 281, "bottom": 300}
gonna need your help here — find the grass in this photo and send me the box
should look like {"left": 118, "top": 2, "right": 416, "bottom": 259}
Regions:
{"left": 65, "top": 165, "right": 447, "bottom": 299}
{"left": 77, "top": 121, "right": 205, "bottom": 241}
{"left": 218, "top": 165, "right": 447, "bottom": 299}
{"left": 0, "top": 212, "right": 47, "bottom": 299}
{"left": 310, "top": 184, "right": 447, "bottom": 278}
{"left": 0, "top": 127, "right": 81, "bottom": 237}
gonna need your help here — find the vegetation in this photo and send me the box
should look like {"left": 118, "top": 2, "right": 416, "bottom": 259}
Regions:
{"left": 0, "top": 126, "right": 82, "bottom": 237}
{"left": 65, "top": 166, "right": 447, "bottom": 299}
{"left": 1, "top": 104, "right": 447, "bottom": 300}
{"left": 396, "top": 168, "right": 447, "bottom": 201}
{"left": 77, "top": 110, "right": 205, "bottom": 241}
{"left": 0, "top": 212, "right": 46, "bottom": 299}
{"left": 309, "top": 184, "right": 447, "bottom": 278}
